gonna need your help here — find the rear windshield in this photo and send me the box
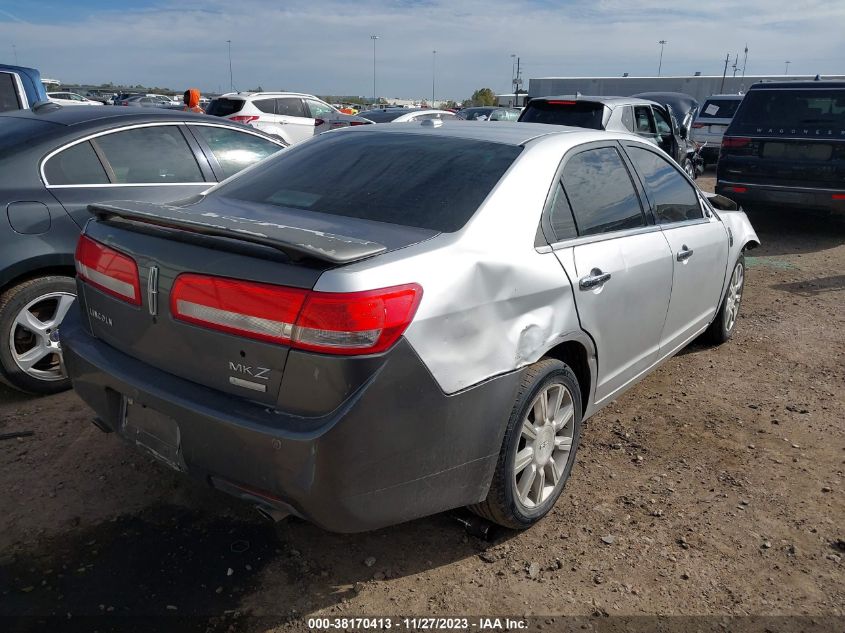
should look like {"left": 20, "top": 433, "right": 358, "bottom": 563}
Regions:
{"left": 206, "top": 98, "right": 245, "bottom": 117}
{"left": 519, "top": 100, "right": 605, "bottom": 129}
{"left": 358, "top": 109, "right": 411, "bottom": 122}
{"left": 459, "top": 108, "right": 494, "bottom": 120}
{"left": 216, "top": 131, "right": 522, "bottom": 232}
{"left": 731, "top": 88, "right": 845, "bottom": 133}
{"left": 699, "top": 98, "right": 742, "bottom": 119}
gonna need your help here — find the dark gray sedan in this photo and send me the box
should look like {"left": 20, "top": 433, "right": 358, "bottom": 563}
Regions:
{"left": 0, "top": 105, "right": 286, "bottom": 394}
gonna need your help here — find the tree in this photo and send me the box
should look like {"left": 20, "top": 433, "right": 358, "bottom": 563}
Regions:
{"left": 470, "top": 88, "right": 497, "bottom": 106}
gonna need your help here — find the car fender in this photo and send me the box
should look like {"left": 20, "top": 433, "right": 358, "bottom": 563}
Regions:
{"left": 708, "top": 200, "right": 760, "bottom": 302}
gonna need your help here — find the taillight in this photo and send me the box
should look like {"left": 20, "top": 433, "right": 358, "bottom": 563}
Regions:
{"left": 722, "top": 136, "right": 751, "bottom": 148}
{"left": 170, "top": 275, "right": 422, "bottom": 355}
{"left": 313, "top": 118, "right": 325, "bottom": 127}
{"left": 75, "top": 235, "right": 141, "bottom": 305}
{"left": 349, "top": 120, "right": 370, "bottom": 126}
{"left": 691, "top": 122, "right": 705, "bottom": 128}
{"left": 725, "top": 186, "right": 748, "bottom": 193}
{"left": 293, "top": 284, "right": 422, "bottom": 355}
{"left": 230, "top": 115, "right": 259, "bottom": 124}
{"left": 171, "top": 275, "right": 307, "bottom": 345}
{"left": 547, "top": 100, "right": 577, "bottom": 105}
{"left": 832, "top": 194, "right": 845, "bottom": 200}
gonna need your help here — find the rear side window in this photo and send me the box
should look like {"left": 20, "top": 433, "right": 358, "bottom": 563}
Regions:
{"left": 44, "top": 141, "right": 109, "bottom": 185}
{"left": 276, "top": 98, "right": 306, "bottom": 117}
{"left": 562, "top": 147, "right": 645, "bottom": 236}
{"left": 626, "top": 146, "right": 702, "bottom": 224}
{"left": 190, "top": 125, "right": 281, "bottom": 179}
{"left": 95, "top": 126, "right": 204, "bottom": 184}
{"left": 620, "top": 106, "right": 634, "bottom": 132}
{"left": 548, "top": 181, "right": 578, "bottom": 241}
{"left": 254, "top": 98, "right": 275, "bottom": 114}
{"left": 217, "top": 132, "right": 522, "bottom": 232}
{"left": 0, "top": 72, "right": 22, "bottom": 112}
{"left": 731, "top": 89, "right": 845, "bottom": 133}
{"left": 520, "top": 101, "right": 605, "bottom": 129}
{"left": 206, "top": 98, "right": 245, "bottom": 117}
{"left": 699, "top": 99, "right": 741, "bottom": 119}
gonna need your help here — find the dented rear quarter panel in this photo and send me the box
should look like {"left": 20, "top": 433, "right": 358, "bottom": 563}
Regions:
{"left": 313, "top": 131, "right": 599, "bottom": 404}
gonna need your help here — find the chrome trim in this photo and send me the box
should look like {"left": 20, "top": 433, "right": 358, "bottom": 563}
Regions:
{"left": 548, "top": 224, "right": 662, "bottom": 250}
{"left": 228, "top": 376, "right": 267, "bottom": 393}
{"left": 40, "top": 121, "right": 285, "bottom": 188}
{"left": 718, "top": 180, "right": 845, "bottom": 194}
{"left": 147, "top": 266, "right": 159, "bottom": 316}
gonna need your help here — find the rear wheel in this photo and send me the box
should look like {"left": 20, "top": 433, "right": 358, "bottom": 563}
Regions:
{"left": 703, "top": 255, "right": 745, "bottom": 345}
{"left": 0, "top": 276, "right": 76, "bottom": 394}
{"left": 469, "top": 358, "right": 582, "bottom": 529}
{"left": 682, "top": 157, "right": 696, "bottom": 180}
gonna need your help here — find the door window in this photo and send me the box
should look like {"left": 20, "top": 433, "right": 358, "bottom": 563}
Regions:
{"left": 305, "top": 99, "right": 335, "bottom": 118}
{"left": 653, "top": 107, "right": 672, "bottom": 135}
{"left": 620, "top": 106, "right": 635, "bottom": 132}
{"left": 0, "top": 73, "right": 22, "bottom": 112}
{"left": 626, "top": 146, "right": 702, "bottom": 223}
{"left": 633, "top": 106, "right": 655, "bottom": 134}
{"left": 276, "top": 98, "right": 306, "bottom": 117}
{"left": 95, "top": 126, "right": 204, "bottom": 183}
{"left": 190, "top": 125, "right": 281, "bottom": 179}
{"left": 562, "top": 147, "right": 645, "bottom": 236}
{"left": 548, "top": 180, "right": 578, "bottom": 241}
{"left": 43, "top": 141, "right": 110, "bottom": 185}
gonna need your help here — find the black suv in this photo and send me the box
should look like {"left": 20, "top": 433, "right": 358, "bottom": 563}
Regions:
{"left": 716, "top": 80, "right": 845, "bottom": 211}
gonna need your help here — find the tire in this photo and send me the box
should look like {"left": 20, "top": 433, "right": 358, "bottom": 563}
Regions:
{"left": 682, "top": 157, "right": 697, "bottom": 180}
{"left": 469, "top": 358, "right": 582, "bottom": 529}
{"left": 703, "top": 254, "right": 745, "bottom": 345}
{"left": 0, "top": 276, "right": 77, "bottom": 395}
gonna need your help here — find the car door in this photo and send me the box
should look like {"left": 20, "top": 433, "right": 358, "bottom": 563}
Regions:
{"left": 272, "top": 97, "right": 313, "bottom": 144}
{"left": 623, "top": 142, "right": 729, "bottom": 358}
{"left": 550, "top": 143, "right": 674, "bottom": 405}
{"left": 651, "top": 105, "right": 678, "bottom": 159}
{"left": 43, "top": 123, "right": 214, "bottom": 227}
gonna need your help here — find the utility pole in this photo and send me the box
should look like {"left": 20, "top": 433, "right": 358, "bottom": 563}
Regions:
{"left": 510, "top": 54, "right": 517, "bottom": 106}
{"left": 657, "top": 40, "right": 667, "bottom": 76}
{"left": 741, "top": 44, "right": 748, "bottom": 80}
{"left": 226, "top": 40, "right": 233, "bottom": 92}
{"left": 720, "top": 52, "right": 730, "bottom": 93}
{"left": 514, "top": 56, "right": 521, "bottom": 106}
{"left": 370, "top": 35, "right": 379, "bottom": 105}
{"left": 431, "top": 50, "right": 436, "bottom": 107}
{"left": 784, "top": 60, "right": 791, "bottom": 75}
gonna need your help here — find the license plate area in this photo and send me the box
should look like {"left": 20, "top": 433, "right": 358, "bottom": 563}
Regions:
{"left": 121, "top": 398, "right": 186, "bottom": 472}
{"left": 762, "top": 142, "right": 832, "bottom": 161}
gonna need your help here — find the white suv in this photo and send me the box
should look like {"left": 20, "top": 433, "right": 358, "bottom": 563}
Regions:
{"left": 206, "top": 92, "right": 369, "bottom": 145}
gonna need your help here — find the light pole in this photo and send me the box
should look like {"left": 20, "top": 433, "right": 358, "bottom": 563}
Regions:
{"left": 784, "top": 60, "right": 791, "bottom": 75}
{"left": 431, "top": 50, "right": 436, "bottom": 106}
{"left": 370, "top": 35, "right": 379, "bottom": 106}
{"left": 510, "top": 53, "right": 517, "bottom": 105}
{"left": 226, "top": 40, "right": 233, "bottom": 92}
{"left": 657, "top": 40, "right": 667, "bottom": 76}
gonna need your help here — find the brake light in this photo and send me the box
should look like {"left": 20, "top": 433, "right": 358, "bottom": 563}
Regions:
{"left": 349, "top": 120, "right": 370, "bottom": 126}
{"left": 75, "top": 236, "right": 141, "bottom": 305}
{"left": 170, "top": 275, "right": 422, "bottom": 355}
{"left": 314, "top": 118, "right": 325, "bottom": 126}
{"left": 725, "top": 186, "right": 748, "bottom": 193}
{"left": 546, "top": 100, "right": 577, "bottom": 105}
{"left": 722, "top": 136, "right": 751, "bottom": 148}
{"left": 832, "top": 194, "right": 845, "bottom": 200}
{"left": 230, "top": 115, "right": 259, "bottom": 124}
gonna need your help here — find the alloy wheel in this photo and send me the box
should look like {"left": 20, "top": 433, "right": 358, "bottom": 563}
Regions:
{"left": 9, "top": 292, "right": 75, "bottom": 382}
{"left": 513, "top": 382, "right": 575, "bottom": 508}
{"left": 723, "top": 261, "right": 744, "bottom": 332}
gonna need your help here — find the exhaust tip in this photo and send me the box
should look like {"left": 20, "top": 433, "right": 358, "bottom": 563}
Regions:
{"left": 255, "top": 505, "right": 289, "bottom": 523}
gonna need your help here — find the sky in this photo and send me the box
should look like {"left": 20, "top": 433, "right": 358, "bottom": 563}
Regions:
{"left": 2, "top": 0, "right": 844, "bottom": 100}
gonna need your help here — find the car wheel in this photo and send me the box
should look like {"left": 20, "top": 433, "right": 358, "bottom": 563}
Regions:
{"left": 0, "top": 276, "right": 77, "bottom": 394}
{"left": 682, "top": 157, "right": 696, "bottom": 180}
{"left": 703, "top": 255, "right": 745, "bottom": 345}
{"left": 469, "top": 358, "right": 582, "bottom": 529}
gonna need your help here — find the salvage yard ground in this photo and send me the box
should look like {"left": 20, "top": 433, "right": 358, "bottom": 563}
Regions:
{"left": 1, "top": 171, "right": 843, "bottom": 632}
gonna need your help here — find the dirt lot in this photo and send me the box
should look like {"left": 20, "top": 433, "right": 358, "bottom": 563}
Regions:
{"left": 1, "top": 172, "right": 843, "bottom": 632}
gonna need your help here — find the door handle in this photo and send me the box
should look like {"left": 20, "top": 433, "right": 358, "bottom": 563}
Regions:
{"left": 579, "top": 268, "right": 612, "bottom": 290}
{"left": 676, "top": 245, "right": 694, "bottom": 262}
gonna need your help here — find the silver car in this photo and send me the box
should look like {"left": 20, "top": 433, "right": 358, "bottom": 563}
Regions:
{"left": 61, "top": 121, "right": 758, "bottom": 532}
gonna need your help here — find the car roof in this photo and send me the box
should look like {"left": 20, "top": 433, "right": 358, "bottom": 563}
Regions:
{"left": 703, "top": 94, "right": 744, "bottom": 100}
{"left": 530, "top": 95, "right": 657, "bottom": 107}
{"left": 218, "top": 91, "right": 318, "bottom": 100}
{"left": 336, "top": 120, "right": 590, "bottom": 145}
{"left": 747, "top": 80, "right": 845, "bottom": 90}
{"left": 0, "top": 104, "right": 214, "bottom": 127}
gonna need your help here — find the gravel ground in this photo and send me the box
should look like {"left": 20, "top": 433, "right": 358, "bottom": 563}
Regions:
{"left": 1, "top": 171, "right": 843, "bottom": 632}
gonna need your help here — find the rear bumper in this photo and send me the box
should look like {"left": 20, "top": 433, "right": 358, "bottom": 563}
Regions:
{"left": 61, "top": 306, "right": 521, "bottom": 532}
{"left": 716, "top": 181, "right": 845, "bottom": 212}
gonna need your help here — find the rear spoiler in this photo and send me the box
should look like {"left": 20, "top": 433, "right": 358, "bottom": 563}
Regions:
{"left": 88, "top": 201, "right": 387, "bottom": 265}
